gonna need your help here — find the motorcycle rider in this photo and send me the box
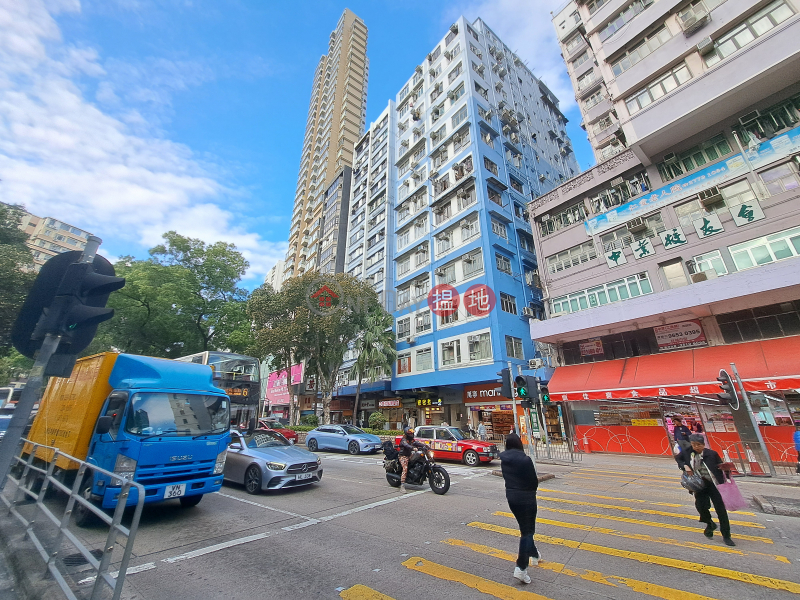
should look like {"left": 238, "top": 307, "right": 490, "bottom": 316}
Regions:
{"left": 399, "top": 427, "right": 428, "bottom": 487}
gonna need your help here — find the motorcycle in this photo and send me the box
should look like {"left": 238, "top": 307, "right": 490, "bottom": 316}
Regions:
{"left": 382, "top": 441, "right": 450, "bottom": 494}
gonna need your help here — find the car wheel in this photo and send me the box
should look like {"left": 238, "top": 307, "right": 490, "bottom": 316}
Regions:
{"left": 348, "top": 441, "right": 360, "bottom": 455}
{"left": 463, "top": 450, "right": 480, "bottom": 467}
{"left": 245, "top": 465, "right": 262, "bottom": 495}
{"left": 307, "top": 438, "right": 318, "bottom": 452}
{"left": 179, "top": 495, "right": 202, "bottom": 508}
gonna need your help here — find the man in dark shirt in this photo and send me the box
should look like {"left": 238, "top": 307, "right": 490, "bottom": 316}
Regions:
{"left": 672, "top": 418, "right": 693, "bottom": 451}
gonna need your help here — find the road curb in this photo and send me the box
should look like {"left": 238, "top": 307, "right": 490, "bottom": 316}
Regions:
{"left": 492, "top": 470, "right": 555, "bottom": 483}
{"left": 0, "top": 511, "right": 65, "bottom": 600}
{"left": 752, "top": 494, "right": 800, "bottom": 517}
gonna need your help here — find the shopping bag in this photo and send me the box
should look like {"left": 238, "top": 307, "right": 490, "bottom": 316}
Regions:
{"left": 716, "top": 475, "right": 748, "bottom": 511}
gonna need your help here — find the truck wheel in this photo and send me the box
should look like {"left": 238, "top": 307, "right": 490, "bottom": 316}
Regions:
{"left": 73, "top": 485, "right": 98, "bottom": 528}
{"left": 179, "top": 495, "right": 202, "bottom": 508}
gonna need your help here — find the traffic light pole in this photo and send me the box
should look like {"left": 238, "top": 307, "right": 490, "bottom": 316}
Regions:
{"left": 730, "top": 362, "right": 777, "bottom": 477}
{"left": 509, "top": 361, "right": 519, "bottom": 437}
{"left": 0, "top": 236, "right": 103, "bottom": 487}
{"left": 516, "top": 364, "right": 536, "bottom": 464}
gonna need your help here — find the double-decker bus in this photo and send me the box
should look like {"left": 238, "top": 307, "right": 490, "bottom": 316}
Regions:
{"left": 175, "top": 351, "right": 260, "bottom": 427}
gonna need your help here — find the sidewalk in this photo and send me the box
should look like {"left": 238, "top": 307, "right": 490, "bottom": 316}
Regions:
{"left": 0, "top": 552, "right": 19, "bottom": 600}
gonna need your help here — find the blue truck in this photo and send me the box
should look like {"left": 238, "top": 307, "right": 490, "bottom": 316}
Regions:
{"left": 25, "top": 352, "right": 230, "bottom": 523}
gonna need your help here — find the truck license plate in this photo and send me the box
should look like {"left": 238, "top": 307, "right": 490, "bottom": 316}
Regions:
{"left": 295, "top": 473, "right": 313, "bottom": 481}
{"left": 165, "top": 484, "right": 186, "bottom": 498}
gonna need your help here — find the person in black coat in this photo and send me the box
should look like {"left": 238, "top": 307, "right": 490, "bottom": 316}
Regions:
{"left": 676, "top": 434, "right": 735, "bottom": 546}
{"left": 672, "top": 418, "right": 693, "bottom": 451}
{"left": 499, "top": 433, "right": 539, "bottom": 585}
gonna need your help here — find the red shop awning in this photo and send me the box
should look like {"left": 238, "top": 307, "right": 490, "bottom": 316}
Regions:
{"left": 549, "top": 336, "right": 800, "bottom": 401}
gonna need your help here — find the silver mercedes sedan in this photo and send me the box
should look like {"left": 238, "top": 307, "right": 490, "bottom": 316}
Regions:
{"left": 224, "top": 429, "right": 322, "bottom": 494}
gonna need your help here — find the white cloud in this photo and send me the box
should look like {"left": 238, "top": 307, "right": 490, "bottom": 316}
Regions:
{"left": 0, "top": 0, "right": 285, "bottom": 283}
{"left": 444, "top": 0, "right": 576, "bottom": 110}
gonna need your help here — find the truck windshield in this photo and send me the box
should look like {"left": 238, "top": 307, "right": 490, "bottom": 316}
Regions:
{"left": 125, "top": 393, "right": 229, "bottom": 437}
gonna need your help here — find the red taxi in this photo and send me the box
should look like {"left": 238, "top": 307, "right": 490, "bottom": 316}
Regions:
{"left": 257, "top": 419, "right": 299, "bottom": 444}
{"left": 394, "top": 426, "right": 498, "bottom": 466}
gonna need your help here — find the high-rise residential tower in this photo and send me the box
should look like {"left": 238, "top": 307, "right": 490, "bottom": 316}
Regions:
{"left": 529, "top": 0, "right": 800, "bottom": 457}
{"left": 284, "top": 9, "right": 369, "bottom": 280}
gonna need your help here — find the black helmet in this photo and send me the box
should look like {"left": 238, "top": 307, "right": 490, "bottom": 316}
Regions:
{"left": 404, "top": 427, "right": 415, "bottom": 438}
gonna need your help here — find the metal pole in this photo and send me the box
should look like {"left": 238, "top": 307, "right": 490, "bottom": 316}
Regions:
{"left": 730, "top": 362, "right": 777, "bottom": 477}
{"left": 731, "top": 130, "right": 769, "bottom": 200}
{"left": 509, "top": 361, "right": 519, "bottom": 436}
{"left": 515, "top": 364, "right": 535, "bottom": 459}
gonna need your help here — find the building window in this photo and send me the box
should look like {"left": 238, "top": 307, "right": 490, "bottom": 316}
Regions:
{"left": 600, "top": 0, "right": 654, "bottom": 42}
{"left": 477, "top": 105, "right": 492, "bottom": 122}
{"left": 576, "top": 69, "right": 597, "bottom": 92}
{"left": 416, "top": 348, "right": 433, "bottom": 371}
{"left": 661, "top": 259, "right": 689, "bottom": 289}
{"left": 450, "top": 83, "right": 465, "bottom": 104}
{"left": 505, "top": 336, "right": 524, "bottom": 359}
{"left": 693, "top": 250, "right": 728, "bottom": 276}
{"left": 488, "top": 187, "right": 503, "bottom": 206}
{"left": 539, "top": 203, "right": 586, "bottom": 237}
{"left": 491, "top": 219, "right": 507, "bottom": 239}
{"left": 584, "top": 90, "right": 605, "bottom": 110}
{"left": 586, "top": 0, "right": 609, "bottom": 14}
{"left": 611, "top": 26, "right": 671, "bottom": 77}
{"left": 415, "top": 244, "right": 429, "bottom": 267}
{"left": 440, "top": 310, "right": 459, "bottom": 326}
{"left": 546, "top": 241, "right": 598, "bottom": 274}
{"left": 551, "top": 273, "right": 653, "bottom": 315}
{"left": 565, "top": 34, "right": 584, "bottom": 53}
{"left": 586, "top": 171, "right": 652, "bottom": 215}
{"left": 499, "top": 292, "right": 517, "bottom": 314}
{"left": 509, "top": 178, "right": 524, "bottom": 194}
{"left": 437, "top": 263, "right": 457, "bottom": 285}
{"left": 447, "top": 62, "right": 463, "bottom": 84}
{"left": 600, "top": 213, "right": 665, "bottom": 251}
{"left": 397, "top": 257, "right": 411, "bottom": 277}
{"left": 626, "top": 63, "right": 692, "bottom": 115}
{"left": 484, "top": 157, "right": 498, "bottom": 176}
{"left": 674, "top": 198, "right": 726, "bottom": 230}
{"left": 452, "top": 105, "right": 468, "bottom": 129}
{"left": 572, "top": 52, "right": 590, "bottom": 69}
{"left": 657, "top": 134, "right": 733, "bottom": 182}
{"left": 760, "top": 161, "right": 800, "bottom": 195}
{"left": 441, "top": 340, "right": 462, "bottom": 366}
{"left": 397, "top": 317, "right": 411, "bottom": 339}
{"left": 468, "top": 333, "right": 492, "bottom": 362}
{"left": 461, "top": 217, "right": 479, "bottom": 241}
{"left": 397, "top": 352, "right": 412, "bottom": 374}
{"left": 462, "top": 251, "right": 483, "bottom": 278}
{"left": 415, "top": 311, "right": 432, "bottom": 334}
{"left": 717, "top": 301, "right": 800, "bottom": 344}
{"left": 729, "top": 225, "right": 800, "bottom": 271}
{"left": 705, "top": 1, "right": 794, "bottom": 67}
{"left": 496, "top": 253, "right": 512, "bottom": 274}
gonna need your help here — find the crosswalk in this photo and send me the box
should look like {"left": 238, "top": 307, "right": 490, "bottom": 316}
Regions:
{"left": 338, "top": 466, "right": 798, "bottom": 600}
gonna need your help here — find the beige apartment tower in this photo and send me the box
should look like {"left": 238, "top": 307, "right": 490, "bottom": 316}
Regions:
{"left": 283, "top": 9, "right": 369, "bottom": 279}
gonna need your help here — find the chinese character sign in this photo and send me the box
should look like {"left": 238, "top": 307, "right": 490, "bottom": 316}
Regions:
{"left": 632, "top": 238, "right": 655, "bottom": 260}
{"left": 693, "top": 213, "right": 724, "bottom": 238}
{"left": 730, "top": 201, "right": 765, "bottom": 226}
{"left": 604, "top": 248, "right": 628, "bottom": 268}
{"left": 428, "top": 284, "right": 459, "bottom": 317}
{"left": 463, "top": 284, "right": 496, "bottom": 317}
{"left": 658, "top": 227, "right": 687, "bottom": 249}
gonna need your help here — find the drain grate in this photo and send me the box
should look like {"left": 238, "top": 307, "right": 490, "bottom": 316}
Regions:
{"left": 62, "top": 549, "right": 104, "bottom": 567}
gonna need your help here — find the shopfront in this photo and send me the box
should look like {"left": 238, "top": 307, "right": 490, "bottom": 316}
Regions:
{"left": 464, "top": 383, "right": 516, "bottom": 442}
{"left": 264, "top": 364, "right": 303, "bottom": 420}
{"left": 551, "top": 336, "right": 800, "bottom": 465}
{"left": 378, "top": 399, "right": 405, "bottom": 430}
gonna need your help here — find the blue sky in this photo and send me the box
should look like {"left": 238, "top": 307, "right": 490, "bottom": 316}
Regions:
{"left": 0, "top": 0, "right": 593, "bottom": 286}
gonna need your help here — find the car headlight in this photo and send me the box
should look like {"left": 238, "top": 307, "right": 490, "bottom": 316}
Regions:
{"left": 266, "top": 462, "right": 286, "bottom": 471}
{"left": 213, "top": 450, "right": 227, "bottom": 475}
{"left": 112, "top": 454, "right": 137, "bottom": 486}
{"left": 316, "top": 457, "right": 321, "bottom": 465}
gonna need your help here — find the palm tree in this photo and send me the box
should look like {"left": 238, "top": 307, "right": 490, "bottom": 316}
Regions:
{"left": 352, "top": 307, "right": 396, "bottom": 429}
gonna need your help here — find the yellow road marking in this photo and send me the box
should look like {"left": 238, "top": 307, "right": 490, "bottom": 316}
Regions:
{"left": 569, "top": 475, "right": 680, "bottom": 489}
{"left": 339, "top": 584, "right": 396, "bottom": 600}
{"left": 469, "top": 522, "right": 800, "bottom": 594}
{"left": 537, "top": 495, "right": 764, "bottom": 528}
{"left": 402, "top": 556, "right": 555, "bottom": 600}
{"left": 538, "top": 487, "right": 756, "bottom": 516}
{"left": 576, "top": 468, "right": 681, "bottom": 480}
{"left": 494, "top": 512, "right": 787, "bottom": 562}
{"left": 444, "top": 538, "right": 723, "bottom": 600}
{"left": 535, "top": 505, "right": 774, "bottom": 544}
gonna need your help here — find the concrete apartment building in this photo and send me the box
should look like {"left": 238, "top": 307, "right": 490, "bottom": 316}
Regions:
{"left": 284, "top": 9, "right": 368, "bottom": 279}
{"left": 382, "top": 17, "right": 579, "bottom": 432}
{"left": 265, "top": 259, "right": 285, "bottom": 291}
{"left": 16, "top": 209, "right": 91, "bottom": 271}
{"left": 527, "top": 0, "right": 800, "bottom": 459}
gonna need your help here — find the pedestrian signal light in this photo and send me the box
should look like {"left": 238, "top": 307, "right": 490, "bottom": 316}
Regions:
{"left": 497, "top": 368, "right": 512, "bottom": 399}
{"left": 541, "top": 386, "right": 551, "bottom": 405}
{"left": 514, "top": 375, "right": 539, "bottom": 409}
{"left": 716, "top": 369, "right": 739, "bottom": 409}
{"left": 514, "top": 375, "right": 529, "bottom": 398}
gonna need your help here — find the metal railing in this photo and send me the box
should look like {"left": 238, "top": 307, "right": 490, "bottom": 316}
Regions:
{"left": 0, "top": 439, "right": 145, "bottom": 600}
{"left": 531, "top": 437, "right": 582, "bottom": 463}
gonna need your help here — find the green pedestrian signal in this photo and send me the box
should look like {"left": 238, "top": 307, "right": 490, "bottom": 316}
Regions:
{"left": 541, "top": 386, "right": 551, "bottom": 405}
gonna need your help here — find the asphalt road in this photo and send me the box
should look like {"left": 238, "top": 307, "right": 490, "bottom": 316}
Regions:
{"left": 64, "top": 451, "right": 800, "bottom": 600}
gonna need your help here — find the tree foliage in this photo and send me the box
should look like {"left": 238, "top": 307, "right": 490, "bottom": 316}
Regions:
{"left": 0, "top": 204, "right": 35, "bottom": 353}
{"left": 352, "top": 307, "right": 396, "bottom": 426}
{"left": 87, "top": 232, "right": 253, "bottom": 358}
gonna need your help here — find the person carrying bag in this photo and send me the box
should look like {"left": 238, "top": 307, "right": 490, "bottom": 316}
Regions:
{"left": 676, "top": 434, "right": 736, "bottom": 546}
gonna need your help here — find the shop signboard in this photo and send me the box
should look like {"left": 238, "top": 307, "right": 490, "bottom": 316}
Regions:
{"left": 579, "top": 339, "right": 604, "bottom": 356}
{"left": 464, "top": 383, "right": 511, "bottom": 403}
{"left": 631, "top": 418, "right": 662, "bottom": 426}
{"left": 654, "top": 320, "right": 706, "bottom": 351}
{"left": 584, "top": 123, "right": 800, "bottom": 236}
{"left": 265, "top": 364, "right": 303, "bottom": 406}
{"left": 469, "top": 405, "right": 513, "bottom": 411}
{"left": 416, "top": 398, "right": 442, "bottom": 406}
{"left": 379, "top": 399, "right": 400, "bottom": 407}
{"left": 360, "top": 399, "right": 376, "bottom": 410}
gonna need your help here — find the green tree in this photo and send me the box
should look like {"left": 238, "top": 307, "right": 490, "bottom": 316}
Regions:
{"left": 88, "top": 232, "right": 253, "bottom": 357}
{"left": 0, "top": 204, "right": 35, "bottom": 353}
{"left": 352, "top": 307, "right": 396, "bottom": 428}
{"left": 0, "top": 349, "right": 33, "bottom": 387}
{"left": 368, "top": 411, "right": 386, "bottom": 430}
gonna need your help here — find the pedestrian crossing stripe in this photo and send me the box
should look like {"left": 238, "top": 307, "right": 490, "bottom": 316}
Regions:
{"left": 569, "top": 475, "right": 681, "bottom": 489}
{"left": 537, "top": 495, "right": 764, "bottom": 528}
{"left": 538, "top": 487, "right": 757, "bottom": 516}
{"left": 493, "top": 511, "right": 788, "bottom": 562}
{"left": 469, "top": 522, "right": 800, "bottom": 594}
{"left": 443, "top": 538, "right": 723, "bottom": 600}
{"left": 534, "top": 505, "right": 774, "bottom": 544}
{"left": 576, "top": 468, "right": 685, "bottom": 480}
{"left": 402, "top": 556, "right": 556, "bottom": 600}
{"left": 339, "top": 584, "right": 396, "bottom": 599}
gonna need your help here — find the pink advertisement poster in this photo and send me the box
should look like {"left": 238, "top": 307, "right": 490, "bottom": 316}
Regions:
{"left": 265, "top": 364, "right": 303, "bottom": 406}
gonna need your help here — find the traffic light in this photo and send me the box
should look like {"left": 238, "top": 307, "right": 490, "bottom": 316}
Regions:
{"left": 514, "top": 375, "right": 539, "bottom": 409}
{"left": 716, "top": 369, "right": 739, "bottom": 408}
{"left": 540, "top": 386, "right": 551, "bottom": 405}
{"left": 497, "top": 368, "right": 512, "bottom": 399}
{"left": 12, "top": 249, "right": 124, "bottom": 376}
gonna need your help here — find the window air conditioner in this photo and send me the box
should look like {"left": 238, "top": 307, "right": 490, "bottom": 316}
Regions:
{"left": 430, "top": 170, "right": 439, "bottom": 178}
{"left": 416, "top": 65, "right": 423, "bottom": 74}
{"left": 450, "top": 23, "right": 458, "bottom": 34}
{"left": 410, "top": 158, "right": 419, "bottom": 168}
{"left": 448, "top": 90, "right": 457, "bottom": 100}
{"left": 403, "top": 179, "right": 411, "bottom": 186}
{"left": 696, "top": 36, "right": 715, "bottom": 55}
{"left": 739, "top": 110, "right": 761, "bottom": 125}
{"left": 415, "top": 218, "right": 426, "bottom": 227}
{"left": 528, "top": 357, "right": 543, "bottom": 368}
{"left": 483, "top": 133, "right": 492, "bottom": 144}
{"left": 428, "top": 53, "right": 434, "bottom": 62}
{"left": 444, "top": 50, "right": 452, "bottom": 60}
{"left": 625, "top": 217, "right": 647, "bottom": 232}
{"left": 690, "top": 272, "right": 708, "bottom": 283}
{"left": 610, "top": 177, "right": 624, "bottom": 187}
{"left": 678, "top": 4, "right": 710, "bottom": 35}
{"left": 663, "top": 152, "right": 678, "bottom": 164}
{"left": 463, "top": 256, "right": 474, "bottom": 264}
{"left": 429, "top": 68, "right": 437, "bottom": 77}
{"left": 522, "top": 307, "right": 536, "bottom": 317}
{"left": 698, "top": 186, "right": 722, "bottom": 206}
{"left": 408, "top": 337, "right": 417, "bottom": 345}
{"left": 435, "top": 268, "right": 447, "bottom": 276}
